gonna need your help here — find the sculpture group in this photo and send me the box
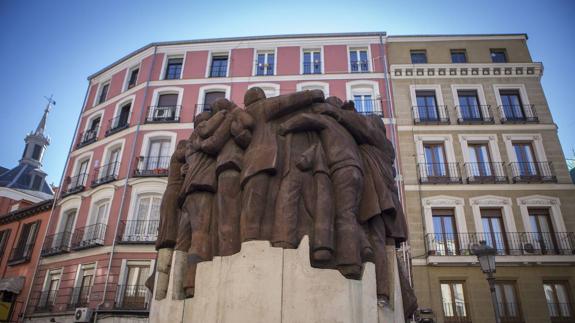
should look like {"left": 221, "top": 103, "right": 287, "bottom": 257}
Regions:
{"left": 154, "top": 87, "right": 414, "bottom": 310}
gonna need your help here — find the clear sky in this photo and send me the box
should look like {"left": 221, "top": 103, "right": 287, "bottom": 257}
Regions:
{"left": 1, "top": 0, "right": 574, "bottom": 185}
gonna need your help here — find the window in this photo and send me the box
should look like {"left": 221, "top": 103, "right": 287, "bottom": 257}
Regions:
{"left": 31, "top": 175, "right": 43, "bottom": 190}
{"left": 126, "top": 67, "right": 139, "bottom": 89}
{"left": 410, "top": 50, "right": 427, "bottom": 64}
{"left": 353, "top": 94, "right": 374, "bottom": 114}
{"left": 101, "top": 147, "right": 121, "bottom": 180}
{"left": 544, "top": 281, "right": 573, "bottom": 321}
{"left": 119, "top": 262, "right": 151, "bottom": 309}
{"left": 82, "top": 116, "right": 101, "bottom": 144}
{"left": 513, "top": 142, "right": 537, "bottom": 176}
{"left": 349, "top": 48, "right": 369, "bottom": 72}
{"left": 91, "top": 200, "right": 110, "bottom": 225}
{"left": 40, "top": 270, "right": 61, "bottom": 309}
{"left": 480, "top": 209, "right": 508, "bottom": 255}
{"left": 255, "top": 51, "right": 274, "bottom": 76}
{"left": 118, "top": 103, "right": 131, "bottom": 127}
{"left": 150, "top": 93, "right": 179, "bottom": 122}
{"left": 0, "top": 230, "right": 11, "bottom": 258}
{"left": 164, "top": 57, "right": 183, "bottom": 80}
{"left": 202, "top": 91, "right": 226, "bottom": 113}
{"left": 440, "top": 281, "right": 469, "bottom": 322}
{"left": 55, "top": 210, "right": 76, "bottom": 249}
{"left": 499, "top": 90, "right": 525, "bottom": 121}
{"left": 126, "top": 194, "right": 161, "bottom": 241}
{"left": 432, "top": 209, "right": 458, "bottom": 255}
{"left": 146, "top": 139, "right": 171, "bottom": 171}
{"left": 75, "top": 159, "right": 89, "bottom": 186}
{"left": 415, "top": 90, "right": 440, "bottom": 122}
{"left": 97, "top": 82, "right": 110, "bottom": 105}
{"left": 31, "top": 144, "right": 42, "bottom": 161}
{"left": 529, "top": 208, "right": 558, "bottom": 254}
{"left": 210, "top": 55, "right": 228, "bottom": 77}
{"left": 423, "top": 143, "right": 447, "bottom": 177}
{"left": 303, "top": 49, "right": 321, "bottom": 74}
{"left": 10, "top": 221, "right": 40, "bottom": 263}
{"left": 468, "top": 143, "right": 493, "bottom": 176}
{"left": 457, "top": 90, "right": 482, "bottom": 121}
{"left": 494, "top": 281, "right": 522, "bottom": 322}
{"left": 73, "top": 264, "right": 94, "bottom": 306}
{"left": 451, "top": 50, "right": 467, "bottom": 63}
{"left": 491, "top": 49, "right": 507, "bottom": 63}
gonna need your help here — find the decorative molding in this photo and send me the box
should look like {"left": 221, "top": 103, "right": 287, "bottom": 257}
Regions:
{"left": 391, "top": 63, "right": 542, "bottom": 79}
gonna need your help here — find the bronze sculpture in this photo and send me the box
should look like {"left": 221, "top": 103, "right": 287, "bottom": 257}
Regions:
{"left": 155, "top": 88, "right": 416, "bottom": 315}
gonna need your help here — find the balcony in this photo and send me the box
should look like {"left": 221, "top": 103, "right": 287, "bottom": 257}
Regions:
{"left": 117, "top": 220, "right": 159, "bottom": 244}
{"left": 105, "top": 115, "right": 129, "bottom": 136}
{"left": 134, "top": 156, "right": 169, "bottom": 177}
{"left": 302, "top": 62, "right": 321, "bottom": 74}
{"left": 412, "top": 105, "right": 450, "bottom": 124}
{"left": 77, "top": 129, "right": 98, "bottom": 148}
{"left": 456, "top": 105, "right": 494, "bottom": 124}
{"left": 91, "top": 161, "right": 120, "bottom": 187}
{"left": 7, "top": 243, "right": 34, "bottom": 265}
{"left": 548, "top": 303, "right": 575, "bottom": 322}
{"left": 34, "top": 290, "right": 57, "bottom": 313}
{"left": 463, "top": 162, "right": 508, "bottom": 184}
{"left": 417, "top": 163, "right": 461, "bottom": 184}
{"left": 350, "top": 61, "right": 369, "bottom": 73}
{"left": 145, "top": 105, "right": 180, "bottom": 123}
{"left": 499, "top": 104, "right": 539, "bottom": 123}
{"left": 425, "top": 232, "right": 575, "bottom": 257}
{"left": 115, "top": 285, "right": 150, "bottom": 311}
{"left": 62, "top": 173, "right": 88, "bottom": 196}
{"left": 353, "top": 99, "right": 384, "bottom": 116}
{"left": 71, "top": 223, "right": 107, "bottom": 250}
{"left": 41, "top": 231, "right": 72, "bottom": 256}
{"left": 496, "top": 302, "right": 524, "bottom": 323}
{"left": 509, "top": 161, "right": 556, "bottom": 183}
{"left": 67, "top": 286, "right": 91, "bottom": 309}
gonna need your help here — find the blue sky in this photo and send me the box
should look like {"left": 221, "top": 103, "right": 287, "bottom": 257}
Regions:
{"left": 1, "top": 0, "right": 574, "bottom": 184}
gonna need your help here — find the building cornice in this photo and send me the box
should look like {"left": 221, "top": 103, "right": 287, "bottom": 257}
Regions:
{"left": 387, "top": 33, "right": 527, "bottom": 42}
{"left": 390, "top": 62, "right": 543, "bottom": 79}
{"left": 0, "top": 199, "right": 52, "bottom": 224}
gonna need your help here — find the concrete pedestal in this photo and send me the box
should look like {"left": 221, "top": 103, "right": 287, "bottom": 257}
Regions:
{"left": 150, "top": 236, "right": 401, "bottom": 323}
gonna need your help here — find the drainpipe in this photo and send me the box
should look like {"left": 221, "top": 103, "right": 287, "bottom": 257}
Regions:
{"left": 93, "top": 45, "right": 158, "bottom": 322}
{"left": 20, "top": 83, "right": 91, "bottom": 322}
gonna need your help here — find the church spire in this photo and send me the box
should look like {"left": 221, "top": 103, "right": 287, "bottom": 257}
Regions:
{"left": 34, "top": 95, "right": 55, "bottom": 137}
{"left": 20, "top": 96, "right": 54, "bottom": 167}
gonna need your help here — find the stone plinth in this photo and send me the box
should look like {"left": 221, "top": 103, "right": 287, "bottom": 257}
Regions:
{"left": 150, "top": 236, "right": 397, "bottom": 323}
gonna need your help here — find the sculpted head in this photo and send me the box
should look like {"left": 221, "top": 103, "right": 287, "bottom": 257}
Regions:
{"left": 211, "top": 98, "right": 237, "bottom": 114}
{"left": 325, "top": 96, "right": 344, "bottom": 108}
{"left": 194, "top": 111, "right": 211, "bottom": 126}
{"left": 244, "top": 87, "right": 266, "bottom": 106}
{"left": 340, "top": 100, "right": 357, "bottom": 112}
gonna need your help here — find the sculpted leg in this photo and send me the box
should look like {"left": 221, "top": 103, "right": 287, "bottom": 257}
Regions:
{"left": 272, "top": 169, "right": 303, "bottom": 249}
{"left": 240, "top": 173, "right": 270, "bottom": 242}
{"left": 311, "top": 172, "right": 335, "bottom": 261}
{"left": 217, "top": 169, "right": 242, "bottom": 256}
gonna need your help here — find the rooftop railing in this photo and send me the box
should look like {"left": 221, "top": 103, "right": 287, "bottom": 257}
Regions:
{"left": 456, "top": 105, "right": 494, "bottom": 124}
{"left": 412, "top": 105, "right": 450, "bottom": 124}
{"left": 509, "top": 161, "right": 556, "bottom": 183}
{"left": 499, "top": 104, "right": 539, "bottom": 123}
{"left": 134, "top": 156, "right": 169, "bottom": 177}
{"left": 71, "top": 223, "right": 107, "bottom": 250}
{"left": 417, "top": 162, "right": 461, "bottom": 184}
{"left": 145, "top": 105, "right": 181, "bottom": 123}
{"left": 117, "top": 220, "right": 159, "bottom": 244}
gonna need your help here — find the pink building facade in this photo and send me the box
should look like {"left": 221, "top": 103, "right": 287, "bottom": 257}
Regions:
{"left": 25, "top": 32, "right": 395, "bottom": 322}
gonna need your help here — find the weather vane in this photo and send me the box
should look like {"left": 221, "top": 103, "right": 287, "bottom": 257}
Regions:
{"left": 43, "top": 94, "right": 56, "bottom": 112}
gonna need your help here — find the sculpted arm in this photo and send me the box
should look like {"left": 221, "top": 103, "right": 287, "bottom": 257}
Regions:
{"left": 200, "top": 117, "right": 232, "bottom": 155}
{"left": 278, "top": 113, "right": 327, "bottom": 136}
{"left": 196, "top": 110, "right": 227, "bottom": 138}
{"left": 265, "top": 90, "right": 325, "bottom": 120}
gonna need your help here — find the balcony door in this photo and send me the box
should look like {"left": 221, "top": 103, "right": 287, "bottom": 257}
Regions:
{"left": 513, "top": 142, "right": 538, "bottom": 176}
{"left": 155, "top": 94, "right": 178, "bottom": 120}
{"left": 129, "top": 194, "right": 161, "bottom": 241}
{"left": 424, "top": 143, "right": 448, "bottom": 178}
{"left": 203, "top": 91, "right": 226, "bottom": 112}
{"left": 500, "top": 90, "right": 524, "bottom": 120}
{"left": 468, "top": 143, "right": 493, "bottom": 177}
{"left": 494, "top": 281, "right": 523, "bottom": 322}
{"left": 481, "top": 209, "right": 508, "bottom": 255}
{"left": 353, "top": 93, "right": 374, "bottom": 114}
{"left": 529, "top": 209, "right": 558, "bottom": 254}
{"left": 544, "top": 281, "right": 574, "bottom": 321}
{"left": 76, "top": 267, "right": 94, "bottom": 306}
{"left": 458, "top": 90, "right": 481, "bottom": 120}
{"left": 55, "top": 210, "right": 75, "bottom": 248}
{"left": 73, "top": 159, "right": 89, "bottom": 189}
{"left": 117, "top": 103, "right": 131, "bottom": 127}
{"left": 145, "top": 139, "right": 170, "bottom": 172}
{"left": 432, "top": 210, "right": 459, "bottom": 255}
{"left": 122, "top": 264, "right": 150, "bottom": 309}
{"left": 102, "top": 148, "right": 121, "bottom": 179}
{"left": 440, "top": 281, "right": 470, "bottom": 323}
{"left": 416, "top": 90, "right": 439, "bottom": 121}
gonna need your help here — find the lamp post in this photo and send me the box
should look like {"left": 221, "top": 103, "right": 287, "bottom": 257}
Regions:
{"left": 470, "top": 240, "right": 501, "bottom": 323}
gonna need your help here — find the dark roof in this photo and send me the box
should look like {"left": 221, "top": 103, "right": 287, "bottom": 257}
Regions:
{"left": 0, "top": 163, "right": 53, "bottom": 196}
{"left": 0, "top": 199, "right": 53, "bottom": 225}
{"left": 0, "top": 166, "right": 8, "bottom": 176}
{"left": 88, "top": 32, "right": 387, "bottom": 79}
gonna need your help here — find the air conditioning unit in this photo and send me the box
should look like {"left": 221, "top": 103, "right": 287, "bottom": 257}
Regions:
{"left": 74, "top": 307, "right": 93, "bottom": 323}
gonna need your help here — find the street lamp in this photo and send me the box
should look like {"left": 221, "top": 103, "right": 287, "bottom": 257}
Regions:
{"left": 470, "top": 240, "right": 501, "bottom": 323}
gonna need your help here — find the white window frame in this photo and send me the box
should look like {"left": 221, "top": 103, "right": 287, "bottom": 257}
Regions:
{"left": 502, "top": 133, "right": 547, "bottom": 163}
{"left": 409, "top": 84, "right": 445, "bottom": 120}
{"left": 205, "top": 50, "right": 231, "bottom": 78}
{"left": 296, "top": 81, "right": 330, "bottom": 96}
{"left": 123, "top": 64, "right": 141, "bottom": 92}
{"left": 139, "top": 132, "right": 177, "bottom": 159}
{"left": 414, "top": 134, "right": 459, "bottom": 180}
{"left": 253, "top": 49, "right": 277, "bottom": 76}
{"left": 300, "top": 47, "right": 324, "bottom": 75}
{"left": 94, "top": 80, "right": 111, "bottom": 107}
{"left": 347, "top": 46, "right": 372, "bottom": 73}
{"left": 458, "top": 134, "right": 505, "bottom": 178}
{"left": 469, "top": 195, "right": 517, "bottom": 235}
{"left": 149, "top": 87, "right": 184, "bottom": 121}
{"left": 422, "top": 195, "right": 468, "bottom": 236}
{"left": 196, "top": 84, "right": 231, "bottom": 116}
{"left": 100, "top": 139, "right": 125, "bottom": 179}
{"left": 160, "top": 54, "right": 186, "bottom": 80}
{"left": 87, "top": 187, "right": 113, "bottom": 226}
{"left": 248, "top": 83, "right": 280, "bottom": 98}
{"left": 111, "top": 95, "right": 135, "bottom": 130}
{"left": 70, "top": 152, "right": 93, "bottom": 185}
{"left": 54, "top": 200, "right": 80, "bottom": 246}
{"left": 492, "top": 84, "right": 532, "bottom": 119}
{"left": 42, "top": 268, "right": 63, "bottom": 294}
{"left": 72, "top": 262, "right": 97, "bottom": 301}
{"left": 517, "top": 195, "right": 567, "bottom": 254}
{"left": 450, "top": 84, "right": 489, "bottom": 120}
{"left": 82, "top": 110, "right": 105, "bottom": 141}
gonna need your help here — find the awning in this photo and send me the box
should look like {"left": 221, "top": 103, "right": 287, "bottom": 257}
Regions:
{"left": 0, "top": 276, "right": 25, "bottom": 294}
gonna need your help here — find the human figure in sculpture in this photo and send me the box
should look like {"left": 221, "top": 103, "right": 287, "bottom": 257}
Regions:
{"left": 239, "top": 87, "right": 324, "bottom": 242}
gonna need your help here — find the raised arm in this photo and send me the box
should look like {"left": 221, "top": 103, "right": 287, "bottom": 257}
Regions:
{"left": 200, "top": 116, "right": 233, "bottom": 156}
{"left": 196, "top": 110, "right": 227, "bottom": 139}
{"left": 278, "top": 113, "right": 327, "bottom": 136}
{"left": 264, "top": 90, "right": 325, "bottom": 121}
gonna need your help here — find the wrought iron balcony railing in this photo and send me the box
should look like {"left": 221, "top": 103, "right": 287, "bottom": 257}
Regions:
{"left": 117, "top": 220, "right": 159, "bottom": 244}
{"left": 353, "top": 99, "right": 384, "bottom": 116}
{"left": 8, "top": 242, "right": 35, "bottom": 265}
{"left": 350, "top": 61, "right": 369, "bottom": 73}
{"left": 77, "top": 129, "right": 98, "bottom": 148}
{"left": 463, "top": 162, "right": 508, "bottom": 184}
{"left": 195, "top": 103, "right": 214, "bottom": 114}
{"left": 255, "top": 63, "right": 274, "bottom": 76}
{"left": 412, "top": 105, "right": 450, "bottom": 124}
{"left": 71, "top": 223, "right": 107, "bottom": 250}
{"left": 62, "top": 173, "right": 88, "bottom": 196}
{"left": 209, "top": 65, "right": 228, "bottom": 78}
{"left": 303, "top": 62, "right": 322, "bottom": 74}
{"left": 67, "top": 286, "right": 91, "bottom": 309}
{"left": 509, "top": 161, "right": 556, "bottom": 183}
{"left": 145, "top": 105, "right": 181, "bottom": 123}
{"left": 34, "top": 290, "right": 57, "bottom": 312}
{"left": 417, "top": 162, "right": 461, "bottom": 184}
{"left": 496, "top": 302, "right": 524, "bottom": 323}
{"left": 91, "top": 161, "right": 120, "bottom": 187}
{"left": 499, "top": 104, "right": 539, "bottom": 123}
{"left": 441, "top": 302, "right": 471, "bottom": 323}
{"left": 425, "top": 232, "right": 575, "bottom": 257}
{"left": 134, "top": 156, "right": 169, "bottom": 177}
{"left": 41, "top": 231, "right": 72, "bottom": 256}
{"left": 547, "top": 302, "right": 574, "bottom": 320}
{"left": 115, "top": 285, "right": 150, "bottom": 310}
{"left": 105, "top": 115, "right": 129, "bottom": 136}
{"left": 456, "top": 105, "right": 494, "bottom": 124}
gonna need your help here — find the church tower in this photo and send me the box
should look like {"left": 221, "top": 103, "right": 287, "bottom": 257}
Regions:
{"left": 20, "top": 101, "right": 52, "bottom": 168}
